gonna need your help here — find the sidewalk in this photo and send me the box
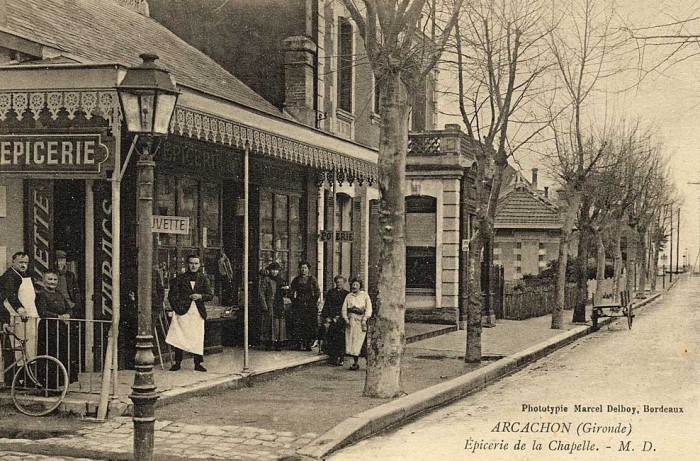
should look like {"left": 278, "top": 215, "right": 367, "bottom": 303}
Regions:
{"left": 37, "top": 322, "right": 456, "bottom": 417}
{"left": 0, "top": 291, "right": 665, "bottom": 460}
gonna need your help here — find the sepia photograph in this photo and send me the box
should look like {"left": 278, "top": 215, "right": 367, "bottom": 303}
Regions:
{"left": 0, "top": 0, "right": 698, "bottom": 460}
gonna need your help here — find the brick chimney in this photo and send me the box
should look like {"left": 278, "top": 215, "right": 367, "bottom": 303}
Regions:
{"left": 113, "top": 0, "right": 150, "bottom": 16}
{"left": 283, "top": 36, "right": 317, "bottom": 128}
{"left": 531, "top": 168, "right": 538, "bottom": 190}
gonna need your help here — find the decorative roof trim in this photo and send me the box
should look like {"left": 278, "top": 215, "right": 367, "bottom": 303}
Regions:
{"left": 0, "top": 89, "right": 120, "bottom": 126}
{"left": 170, "top": 106, "right": 378, "bottom": 184}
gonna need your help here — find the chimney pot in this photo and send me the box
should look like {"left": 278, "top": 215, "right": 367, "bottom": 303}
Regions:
{"left": 531, "top": 168, "right": 538, "bottom": 190}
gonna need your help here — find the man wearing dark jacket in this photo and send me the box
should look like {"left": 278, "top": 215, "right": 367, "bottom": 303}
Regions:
{"left": 166, "top": 255, "right": 212, "bottom": 372}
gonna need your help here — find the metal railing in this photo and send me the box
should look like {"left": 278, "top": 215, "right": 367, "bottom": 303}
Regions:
{"left": 3, "top": 315, "right": 113, "bottom": 395}
{"left": 503, "top": 283, "right": 578, "bottom": 320}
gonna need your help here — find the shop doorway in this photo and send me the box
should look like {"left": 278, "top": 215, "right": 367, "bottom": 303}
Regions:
{"left": 53, "top": 180, "right": 86, "bottom": 305}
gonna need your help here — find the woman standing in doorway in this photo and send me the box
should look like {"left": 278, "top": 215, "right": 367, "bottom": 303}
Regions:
{"left": 289, "top": 261, "right": 320, "bottom": 351}
{"left": 342, "top": 277, "right": 372, "bottom": 370}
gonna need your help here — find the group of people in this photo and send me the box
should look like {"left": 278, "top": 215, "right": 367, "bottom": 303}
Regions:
{"left": 0, "top": 250, "right": 81, "bottom": 385}
{"left": 258, "top": 261, "right": 373, "bottom": 370}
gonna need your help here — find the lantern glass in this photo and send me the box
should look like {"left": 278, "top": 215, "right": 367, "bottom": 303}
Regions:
{"left": 119, "top": 91, "right": 143, "bottom": 134}
{"left": 139, "top": 93, "right": 156, "bottom": 133}
{"left": 153, "top": 92, "right": 178, "bottom": 135}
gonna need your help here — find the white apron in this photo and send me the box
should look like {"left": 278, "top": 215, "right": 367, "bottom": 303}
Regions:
{"left": 165, "top": 281, "right": 205, "bottom": 356}
{"left": 3, "top": 273, "right": 39, "bottom": 360}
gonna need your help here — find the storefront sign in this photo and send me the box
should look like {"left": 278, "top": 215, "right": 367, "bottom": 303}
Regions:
{"left": 94, "top": 181, "right": 113, "bottom": 320}
{"left": 152, "top": 215, "right": 190, "bottom": 235}
{"left": 318, "top": 230, "right": 354, "bottom": 241}
{"left": 25, "top": 180, "right": 53, "bottom": 282}
{"left": 0, "top": 134, "right": 109, "bottom": 176}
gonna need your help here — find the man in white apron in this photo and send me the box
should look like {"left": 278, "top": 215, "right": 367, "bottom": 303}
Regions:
{"left": 1, "top": 252, "right": 39, "bottom": 369}
{"left": 166, "top": 255, "right": 213, "bottom": 372}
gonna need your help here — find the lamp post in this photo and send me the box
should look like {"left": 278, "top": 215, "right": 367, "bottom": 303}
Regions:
{"left": 117, "top": 53, "right": 179, "bottom": 461}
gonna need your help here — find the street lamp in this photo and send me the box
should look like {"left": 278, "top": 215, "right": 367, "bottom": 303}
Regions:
{"left": 117, "top": 53, "right": 179, "bottom": 461}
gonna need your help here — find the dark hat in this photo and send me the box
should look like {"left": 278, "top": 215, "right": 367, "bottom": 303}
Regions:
{"left": 55, "top": 250, "right": 67, "bottom": 259}
{"left": 267, "top": 262, "right": 282, "bottom": 271}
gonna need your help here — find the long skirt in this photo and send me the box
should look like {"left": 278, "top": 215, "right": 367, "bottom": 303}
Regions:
{"left": 325, "top": 318, "right": 345, "bottom": 359}
{"left": 260, "top": 310, "right": 286, "bottom": 343}
{"left": 345, "top": 314, "right": 366, "bottom": 357}
{"left": 292, "top": 305, "right": 318, "bottom": 343}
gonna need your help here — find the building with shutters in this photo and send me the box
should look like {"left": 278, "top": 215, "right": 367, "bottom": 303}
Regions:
{"left": 0, "top": 0, "right": 378, "bottom": 373}
{"left": 493, "top": 169, "right": 564, "bottom": 281}
{"left": 146, "top": 0, "right": 446, "bottom": 307}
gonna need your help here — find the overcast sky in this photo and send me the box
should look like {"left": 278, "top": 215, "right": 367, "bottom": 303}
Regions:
{"left": 437, "top": 0, "right": 700, "bottom": 269}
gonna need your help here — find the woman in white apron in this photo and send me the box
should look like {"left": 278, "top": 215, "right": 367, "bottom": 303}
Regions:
{"left": 3, "top": 269, "right": 39, "bottom": 361}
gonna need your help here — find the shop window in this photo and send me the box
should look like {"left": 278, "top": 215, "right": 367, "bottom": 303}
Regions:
{"left": 405, "top": 195, "right": 437, "bottom": 292}
{"left": 333, "top": 193, "right": 353, "bottom": 279}
{"left": 337, "top": 17, "right": 353, "bottom": 113}
{"left": 155, "top": 174, "right": 220, "bottom": 292}
{"left": 259, "top": 190, "right": 303, "bottom": 280}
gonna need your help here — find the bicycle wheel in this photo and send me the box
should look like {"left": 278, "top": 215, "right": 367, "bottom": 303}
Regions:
{"left": 12, "top": 355, "right": 68, "bottom": 416}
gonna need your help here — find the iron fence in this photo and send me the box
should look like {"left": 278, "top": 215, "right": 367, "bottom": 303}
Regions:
{"left": 2, "top": 315, "right": 113, "bottom": 395}
{"left": 503, "top": 283, "right": 578, "bottom": 320}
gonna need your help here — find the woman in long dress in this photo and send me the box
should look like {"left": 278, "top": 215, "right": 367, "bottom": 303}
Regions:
{"left": 341, "top": 277, "right": 372, "bottom": 370}
{"left": 289, "top": 261, "right": 320, "bottom": 351}
{"left": 258, "top": 262, "right": 288, "bottom": 351}
{"left": 320, "top": 275, "right": 349, "bottom": 365}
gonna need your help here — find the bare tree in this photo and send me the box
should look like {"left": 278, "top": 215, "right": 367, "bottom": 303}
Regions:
{"left": 340, "top": 0, "right": 463, "bottom": 398}
{"left": 544, "top": 0, "right": 630, "bottom": 329}
{"left": 449, "top": 0, "right": 553, "bottom": 361}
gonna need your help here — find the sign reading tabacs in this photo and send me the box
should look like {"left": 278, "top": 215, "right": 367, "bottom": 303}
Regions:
{"left": 0, "top": 134, "right": 110, "bottom": 177}
{"left": 152, "top": 215, "right": 190, "bottom": 235}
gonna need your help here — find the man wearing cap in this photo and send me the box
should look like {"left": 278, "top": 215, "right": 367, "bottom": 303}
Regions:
{"left": 55, "top": 250, "right": 82, "bottom": 319}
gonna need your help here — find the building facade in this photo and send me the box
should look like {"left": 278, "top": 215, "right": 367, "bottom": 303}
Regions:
{"left": 0, "top": 0, "right": 378, "bottom": 373}
{"left": 147, "top": 0, "right": 440, "bottom": 298}
{"left": 494, "top": 169, "right": 562, "bottom": 281}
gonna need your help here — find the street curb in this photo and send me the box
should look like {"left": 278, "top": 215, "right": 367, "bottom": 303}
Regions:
{"left": 297, "top": 293, "right": 662, "bottom": 460}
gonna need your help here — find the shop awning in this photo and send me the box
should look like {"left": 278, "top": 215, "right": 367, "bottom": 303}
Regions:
{"left": 0, "top": 65, "right": 378, "bottom": 184}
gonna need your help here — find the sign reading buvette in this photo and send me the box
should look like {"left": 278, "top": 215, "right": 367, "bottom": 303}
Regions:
{"left": 0, "top": 134, "right": 110, "bottom": 176}
{"left": 152, "top": 215, "right": 190, "bottom": 235}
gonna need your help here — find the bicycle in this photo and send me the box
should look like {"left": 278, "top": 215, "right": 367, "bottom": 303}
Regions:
{"left": 1, "top": 325, "right": 68, "bottom": 416}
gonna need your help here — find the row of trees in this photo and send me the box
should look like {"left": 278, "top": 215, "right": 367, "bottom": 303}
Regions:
{"left": 342, "top": 0, "right": 680, "bottom": 398}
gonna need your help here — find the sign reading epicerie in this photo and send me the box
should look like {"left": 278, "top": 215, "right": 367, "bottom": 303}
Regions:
{"left": 0, "top": 134, "right": 109, "bottom": 176}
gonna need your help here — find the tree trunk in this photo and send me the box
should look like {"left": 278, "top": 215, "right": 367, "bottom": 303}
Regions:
{"left": 651, "top": 221, "right": 660, "bottom": 292}
{"left": 594, "top": 232, "right": 606, "bottom": 303}
{"left": 364, "top": 71, "right": 409, "bottom": 399}
{"left": 625, "top": 225, "right": 637, "bottom": 297}
{"left": 613, "top": 228, "right": 623, "bottom": 303}
{"left": 572, "top": 201, "right": 590, "bottom": 323}
{"left": 465, "top": 231, "right": 484, "bottom": 362}
{"left": 637, "top": 226, "right": 647, "bottom": 297}
{"left": 552, "top": 190, "right": 581, "bottom": 329}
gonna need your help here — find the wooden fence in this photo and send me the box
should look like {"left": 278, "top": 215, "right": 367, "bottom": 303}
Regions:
{"left": 503, "top": 283, "right": 578, "bottom": 320}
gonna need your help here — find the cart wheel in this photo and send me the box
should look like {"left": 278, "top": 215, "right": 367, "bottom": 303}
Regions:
{"left": 627, "top": 305, "right": 633, "bottom": 330}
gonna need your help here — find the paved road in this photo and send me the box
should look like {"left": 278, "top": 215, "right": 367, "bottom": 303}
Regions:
{"left": 330, "top": 278, "right": 700, "bottom": 461}
{"left": 0, "top": 453, "right": 94, "bottom": 460}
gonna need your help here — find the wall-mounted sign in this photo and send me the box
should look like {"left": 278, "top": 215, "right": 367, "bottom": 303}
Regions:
{"left": 0, "top": 134, "right": 110, "bottom": 176}
{"left": 319, "top": 230, "right": 354, "bottom": 242}
{"left": 152, "top": 215, "right": 190, "bottom": 235}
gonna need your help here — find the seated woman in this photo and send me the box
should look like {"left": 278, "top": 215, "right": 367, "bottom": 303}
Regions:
{"left": 341, "top": 277, "right": 373, "bottom": 371}
{"left": 36, "top": 270, "right": 77, "bottom": 385}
